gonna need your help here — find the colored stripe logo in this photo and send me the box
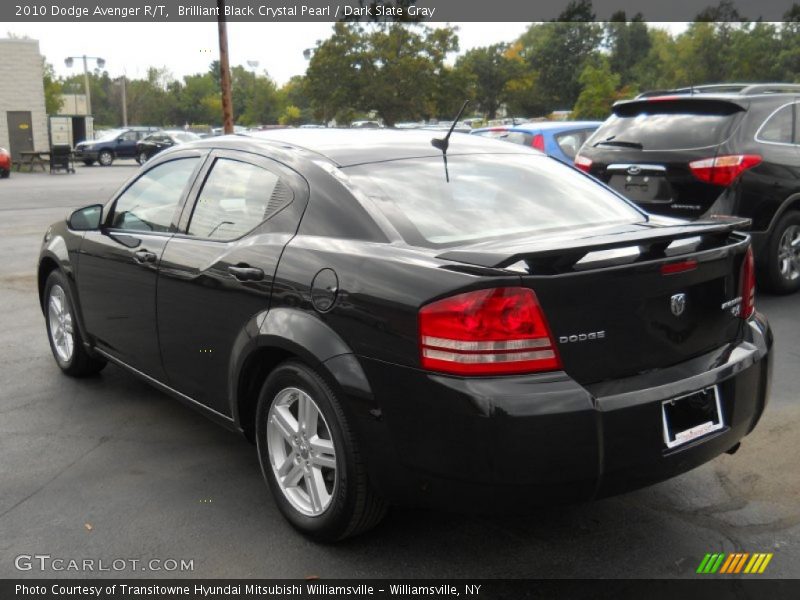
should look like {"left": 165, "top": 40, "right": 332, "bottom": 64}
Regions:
{"left": 697, "top": 552, "right": 773, "bottom": 574}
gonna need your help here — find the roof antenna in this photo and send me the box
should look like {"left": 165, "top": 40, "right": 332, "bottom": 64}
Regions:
{"left": 431, "top": 99, "right": 469, "bottom": 183}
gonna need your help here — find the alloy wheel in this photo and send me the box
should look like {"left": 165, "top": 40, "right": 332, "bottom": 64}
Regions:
{"left": 138, "top": 152, "right": 148, "bottom": 165}
{"left": 777, "top": 224, "right": 800, "bottom": 283}
{"left": 99, "top": 151, "right": 113, "bottom": 166}
{"left": 48, "top": 284, "right": 74, "bottom": 363}
{"left": 266, "top": 387, "right": 337, "bottom": 516}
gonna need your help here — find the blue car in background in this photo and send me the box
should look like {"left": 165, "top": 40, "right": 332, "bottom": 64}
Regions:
{"left": 471, "top": 120, "right": 602, "bottom": 164}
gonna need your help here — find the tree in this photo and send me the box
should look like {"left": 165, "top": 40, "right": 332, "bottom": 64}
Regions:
{"left": 605, "top": 12, "right": 651, "bottom": 86}
{"left": 455, "top": 43, "right": 521, "bottom": 118}
{"left": 305, "top": 23, "right": 366, "bottom": 124}
{"left": 279, "top": 105, "right": 303, "bottom": 126}
{"left": 515, "top": 0, "right": 602, "bottom": 114}
{"left": 42, "top": 62, "right": 63, "bottom": 115}
{"left": 304, "top": 23, "right": 459, "bottom": 126}
{"left": 572, "top": 57, "right": 621, "bottom": 119}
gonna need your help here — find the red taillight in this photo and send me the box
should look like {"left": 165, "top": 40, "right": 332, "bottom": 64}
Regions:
{"left": 574, "top": 154, "right": 592, "bottom": 173}
{"left": 531, "top": 133, "right": 545, "bottom": 152}
{"left": 688, "top": 154, "right": 762, "bottom": 186}
{"left": 740, "top": 246, "right": 755, "bottom": 319}
{"left": 419, "top": 287, "right": 562, "bottom": 376}
{"left": 661, "top": 259, "right": 698, "bottom": 275}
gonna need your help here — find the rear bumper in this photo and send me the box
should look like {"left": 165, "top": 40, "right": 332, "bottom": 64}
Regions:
{"left": 348, "top": 314, "right": 772, "bottom": 511}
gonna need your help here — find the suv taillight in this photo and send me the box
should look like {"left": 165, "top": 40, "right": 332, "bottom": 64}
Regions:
{"left": 574, "top": 154, "right": 592, "bottom": 173}
{"left": 419, "top": 287, "right": 562, "bottom": 376}
{"left": 532, "top": 133, "right": 545, "bottom": 152}
{"left": 689, "top": 154, "right": 762, "bottom": 186}
{"left": 740, "top": 246, "right": 755, "bottom": 320}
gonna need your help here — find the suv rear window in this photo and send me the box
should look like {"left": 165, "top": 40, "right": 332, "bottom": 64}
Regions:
{"left": 589, "top": 99, "right": 743, "bottom": 151}
{"left": 344, "top": 154, "right": 643, "bottom": 247}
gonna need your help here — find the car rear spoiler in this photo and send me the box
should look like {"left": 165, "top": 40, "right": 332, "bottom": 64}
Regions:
{"left": 612, "top": 96, "right": 747, "bottom": 117}
{"left": 437, "top": 217, "right": 752, "bottom": 273}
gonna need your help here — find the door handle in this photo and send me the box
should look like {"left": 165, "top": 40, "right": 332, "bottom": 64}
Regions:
{"left": 133, "top": 249, "right": 157, "bottom": 264}
{"left": 228, "top": 265, "right": 264, "bottom": 281}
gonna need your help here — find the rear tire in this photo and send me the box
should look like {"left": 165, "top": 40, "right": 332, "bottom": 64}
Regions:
{"left": 44, "top": 270, "right": 106, "bottom": 377}
{"left": 763, "top": 211, "right": 800, "bottom": 294}
{"left": 98, "top": 150, "right": 114, "bottom": 166}
{"left": 137, "top": 151, "right": 148, "bottom": 165}
{"left": 255, "top": 360, "right": 386, "bottom": 541}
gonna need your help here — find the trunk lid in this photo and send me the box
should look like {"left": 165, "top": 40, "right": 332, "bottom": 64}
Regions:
{"left": 438, "top": 218, "right": 750, "bottom": 384}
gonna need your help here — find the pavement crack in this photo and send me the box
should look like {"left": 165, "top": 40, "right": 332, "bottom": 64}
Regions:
{"left": 0, "top": 435, "right": 111, "bottom": 522}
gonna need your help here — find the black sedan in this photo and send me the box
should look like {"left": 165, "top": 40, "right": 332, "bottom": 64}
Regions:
{"left": 135, "top": 130, "right": 200, "bottom": 165}
{"left": 38, "top": 130, "right": 772, "bottom": 541}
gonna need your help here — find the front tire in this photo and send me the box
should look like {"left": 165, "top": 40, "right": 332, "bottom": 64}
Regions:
{"left": 44, "top": 270, "right": 106, "bottom": 377}
{"left": 98, "top": 150, "right": 114, "bottom": 166}
{"left": 255, "top": 360, "right": 386, "bottom": 541}
{"left": 763, "top": 211, "right": 800, "bottom": 294}
{"left": 137, "top": 151, "right": 148, "bottom": 165}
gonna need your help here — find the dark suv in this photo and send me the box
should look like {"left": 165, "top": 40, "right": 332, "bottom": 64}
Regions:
{"left": 74, "top": 126, "right": 159, "bottom": 166}
{"left": 575, "top": 83, "right": 800, "bottom": 293}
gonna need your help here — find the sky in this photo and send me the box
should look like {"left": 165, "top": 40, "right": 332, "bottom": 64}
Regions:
{"left": 4, "top": 22, "right": 687, "bottom": 86}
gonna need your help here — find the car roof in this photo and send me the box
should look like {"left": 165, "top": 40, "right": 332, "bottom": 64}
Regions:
{"left": 472, "top": 121, "right": 601, "bottom": 134}
{"left": 242, "top": 128, "right": 533, "bottom": 166}
{"left": 510, "top": 121, "right": 602, "bottom": 132}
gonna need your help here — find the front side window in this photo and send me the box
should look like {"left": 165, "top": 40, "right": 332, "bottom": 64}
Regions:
{"left": 345, "top": 153, "right": 644, "bottom": 247}
{"left": 110, "top": 158, "right": 199, "bottom": 232}
{"left": 758, "top": 104, "right": 794, "bottom": 144}
{"left": 187, "top": 158, "right": 292, "bottom": 240}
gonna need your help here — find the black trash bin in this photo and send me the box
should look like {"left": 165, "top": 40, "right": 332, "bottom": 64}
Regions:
{"left": 50, "top": 144, "right": 75, "bottom": 174}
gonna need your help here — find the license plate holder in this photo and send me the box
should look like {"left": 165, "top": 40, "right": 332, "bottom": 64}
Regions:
{"left": 662, "top": 386, "right": 724, "bottom": 449}
{"left": 608, "top": 173, "right": 671, "bottom": 203}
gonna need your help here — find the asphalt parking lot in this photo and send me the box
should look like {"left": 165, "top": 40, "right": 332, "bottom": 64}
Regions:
{"left": 0, "top": 162, "right": 798, "bottom": 579}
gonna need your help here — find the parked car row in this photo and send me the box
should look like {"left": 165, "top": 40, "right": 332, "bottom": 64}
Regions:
{"left": 74, "top": 127, "right": 159, "bottom": 166}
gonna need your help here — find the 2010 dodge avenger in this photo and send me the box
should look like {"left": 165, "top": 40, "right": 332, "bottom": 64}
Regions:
{"left": 38, "top": 129, "right": 772, "bottom": 541}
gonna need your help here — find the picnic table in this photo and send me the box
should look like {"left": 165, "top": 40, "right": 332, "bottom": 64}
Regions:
{"left": 15, "top": 150, "right": 51, "bottom": 172}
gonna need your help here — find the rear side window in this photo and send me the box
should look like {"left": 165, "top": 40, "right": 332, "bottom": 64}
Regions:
{"left": 555, "top": 129, "right": 595, "bottom": 159}
{"left": 757, "top": 104, "right": 794, "bottom": 144}
{"left": 589, "top": 100, "right": 743, "bottom": 151}
{"left": 345, "top": 154, "right": 643, "bottom": 247}
{"left": 187, "top": 158, "right": 293, "bottom": 240}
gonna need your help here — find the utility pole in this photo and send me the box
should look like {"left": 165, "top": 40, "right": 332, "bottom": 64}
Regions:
{"left": 120, "top": 76, "right": 128, "bottom": 126}
{"left": 217, "top": 0, "right": 234, "bottom": 134}
{"left": 82, "top": 55, "right": 91, "bottom": 115}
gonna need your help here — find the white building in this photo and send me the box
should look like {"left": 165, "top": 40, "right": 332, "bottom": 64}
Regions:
{"left": 0, "top": 38, "right": 49, "bottom": 160}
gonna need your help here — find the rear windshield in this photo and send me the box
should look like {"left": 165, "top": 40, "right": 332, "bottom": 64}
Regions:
{"left": 589, "top": 100, "right": 743, "bottom": 151}
{"left": 344, "top": 154, "right": 644, "bottom": 247}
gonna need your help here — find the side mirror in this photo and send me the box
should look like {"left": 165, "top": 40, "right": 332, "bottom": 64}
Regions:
{"left": 68, "top": 204, "right": 103, "bottom": 231}
{"left": 117, "top": 137, "right": 125, "bottom": 143}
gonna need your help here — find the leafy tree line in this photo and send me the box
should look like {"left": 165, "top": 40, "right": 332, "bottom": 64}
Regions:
{"left": 43, "top": 0, "right": 800, "bottom": 128}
